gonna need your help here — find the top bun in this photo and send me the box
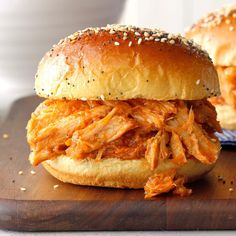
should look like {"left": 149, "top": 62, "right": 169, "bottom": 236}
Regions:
{"left": 35, "top": 24, "right": 219, "bottom": 101}
{"left": 186, "top": 5, "right": 236, "bottom": 67}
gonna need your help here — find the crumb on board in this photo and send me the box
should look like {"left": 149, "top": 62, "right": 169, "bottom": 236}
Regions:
{"left": 217, "top": 175, "right": 224, "bottom": 181}
{"left": 18, "top": 171, "right": 23, "bottom": 175}
{"left": 30, "top": 170, "right": 36, "bottom": 175}
{"left": 2, "top": 133, "right": 9, "bottom": 139}
{"left": 20, "top": 187, "right": 26, "bottom": 192}
{"left": 229, "top": 188, "right": 234, "bottom": 192}
{"left": 53, "top": 184, "right": 59, "bottom": 189}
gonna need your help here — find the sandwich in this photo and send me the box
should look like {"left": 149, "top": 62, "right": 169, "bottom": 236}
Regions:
{"left": 186, "top": 5, "right": 236, "bottom": 130}
{"left": 27, "top": 25, "right": 221, "bottom": 198}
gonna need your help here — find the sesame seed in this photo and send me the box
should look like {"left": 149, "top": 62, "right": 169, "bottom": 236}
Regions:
{"left": 196, "top": 79, "right": 200, "bottom": 85}
{"left": 30, "top": 170, "right": 36, "bottom": 175}
{"left": 20, "top": 187, "right": 26, "bottom": 192}
{"left": 135, "top": 32, "right": 141, "bottom": 36}
{"left": 109, "top": 30, "right": 115, "bottom": 34}
{"left": 123, "top": 36, "right": 128, "bottom": 40}
{"left": 144, "top": 32, "right": 150, "bottom": 37}
{"left": 155, "top": 38, "right": 160, "bottom": 42}
{"left": 149, "top": 36, "right": 154, "bottom": 40}
{"left": 229, "top": 26, "right": 234, "bottom": 31}
{"left": 225, "top": 19, "right": 231, "bottom": 24}
{"left": 100, "top": 94, "right": 105, "bottom": 101}
{"left": 53, "top": 184, "right": 59, "bottom": 189}
{"left": 128, "top": 41, "right": 132, "bottom": 47}
{"left": 169, "top": 39, "right": 175, "bottom": 44}
{"left": 138, "top": 38, "right": 142, "bottom": 45}
{"left": 80, "top": 97, "right": 87, "bottom": 101}
{"left": 114, "top": 41, "right": 120, "bottom": 46}
{"left": 218, "top": 176, "right": 223, "bottom": 181}
{"left": 18, "top": 171, "right": 23, "bottom": 175}
{"left": 167, "top": 34, "right": 174, "bottom": 39}
{"left": 123, "top": 32, "right": 128, "bottom": 36}
{"left": 2, "top": 134, "right": 9, "bottom": 139}
{"left": 161, "top": 38, "right": 167, "bottom": 43}
{"left": 229, "top": 188, "right": 234, "bottom": 192}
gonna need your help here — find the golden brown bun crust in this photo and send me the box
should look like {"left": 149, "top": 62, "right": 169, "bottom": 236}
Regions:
{"left": 42, "top": 155, "right": 215, "bottom": 189}
{"left": 215, "top": 104, "right": 236, "bottom": 130}
{"left": 35, "top": 25, "right": 219, "bottom": 101}
{"left": 186, "top": 5, "right": 236, "bottom": 66}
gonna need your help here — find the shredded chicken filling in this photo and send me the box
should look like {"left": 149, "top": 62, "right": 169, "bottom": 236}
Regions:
{"left": 210, "top": 66, "right": 236, "bottom": 108}
{"left": 27, "top": 98, "right": 221, "bottom": 197}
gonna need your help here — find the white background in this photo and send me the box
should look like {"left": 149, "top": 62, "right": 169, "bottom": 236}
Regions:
{"left": 121, "top": 0, "right": 236, "bottom": 33}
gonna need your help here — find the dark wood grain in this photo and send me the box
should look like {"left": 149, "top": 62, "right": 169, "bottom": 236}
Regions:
{"left": 0, "top": 95, "right": 236, "bottom": 231}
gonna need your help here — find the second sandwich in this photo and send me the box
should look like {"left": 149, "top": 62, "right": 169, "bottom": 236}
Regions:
{"left": 186, "top": 5, "right": 236, "bottom": 130}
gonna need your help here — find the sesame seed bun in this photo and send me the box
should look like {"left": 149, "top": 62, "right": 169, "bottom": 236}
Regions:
{"left": 35, "top": 24, "right": 220, "bottom": 101}
{"left": 186, "top": 5, "right": 236, "bottom": 66}
{"left": 186, "top": 6, "right": 236, "bottom": 130}
{"left": 42, "top": 155, "right": 214, "bottom": 189}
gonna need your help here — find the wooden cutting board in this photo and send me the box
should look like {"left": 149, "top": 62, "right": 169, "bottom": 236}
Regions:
{"left": 0, "top": 95, "right": 236, "bottom": 231}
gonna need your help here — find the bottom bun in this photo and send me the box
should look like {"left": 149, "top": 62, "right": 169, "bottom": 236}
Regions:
{"left": 43, "top": 155, "right": 215, "bottom": 189}
{"left": 215, "top": 104, "right": 236, "bottom": 130}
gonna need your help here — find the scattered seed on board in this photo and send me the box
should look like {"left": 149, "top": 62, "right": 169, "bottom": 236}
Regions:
{"left": 196, "top": 79, "right": 200, "bottom": 85}
{"left": 30, "top": 170, "right": 36, "bottom": 175}
{"left": 2, "top": 134, "right": 9, "bottom": 139}
{"left": 53, "top": 184, "right": 59, "bottom": 189}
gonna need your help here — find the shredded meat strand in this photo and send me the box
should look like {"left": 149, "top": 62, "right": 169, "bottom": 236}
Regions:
{"left": 170, "top": 131, "right": 187, "bottom": 166}
{"left": 144, "top": 169, "right": 192, "bottom": 198}
{"left": 144, "top": 169, "right": 177, "bottom": 198}
{"left": 173, "top": 177, "right": 192, "bottom": 197}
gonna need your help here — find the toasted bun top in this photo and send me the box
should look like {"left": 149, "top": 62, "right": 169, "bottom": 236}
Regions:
{"left": 35, "top": 24, "right": 219, "bottom": 101}
{"left": 186, "top": 5, "right": 236, "bottom": 67}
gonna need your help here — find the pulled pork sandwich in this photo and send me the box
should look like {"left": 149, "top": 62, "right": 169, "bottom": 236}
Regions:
{"left": 186, "top": 5, "right": 236, "bottom": 130}
{"left": 27, "top": 25, "right": 221, "bottom": 198}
